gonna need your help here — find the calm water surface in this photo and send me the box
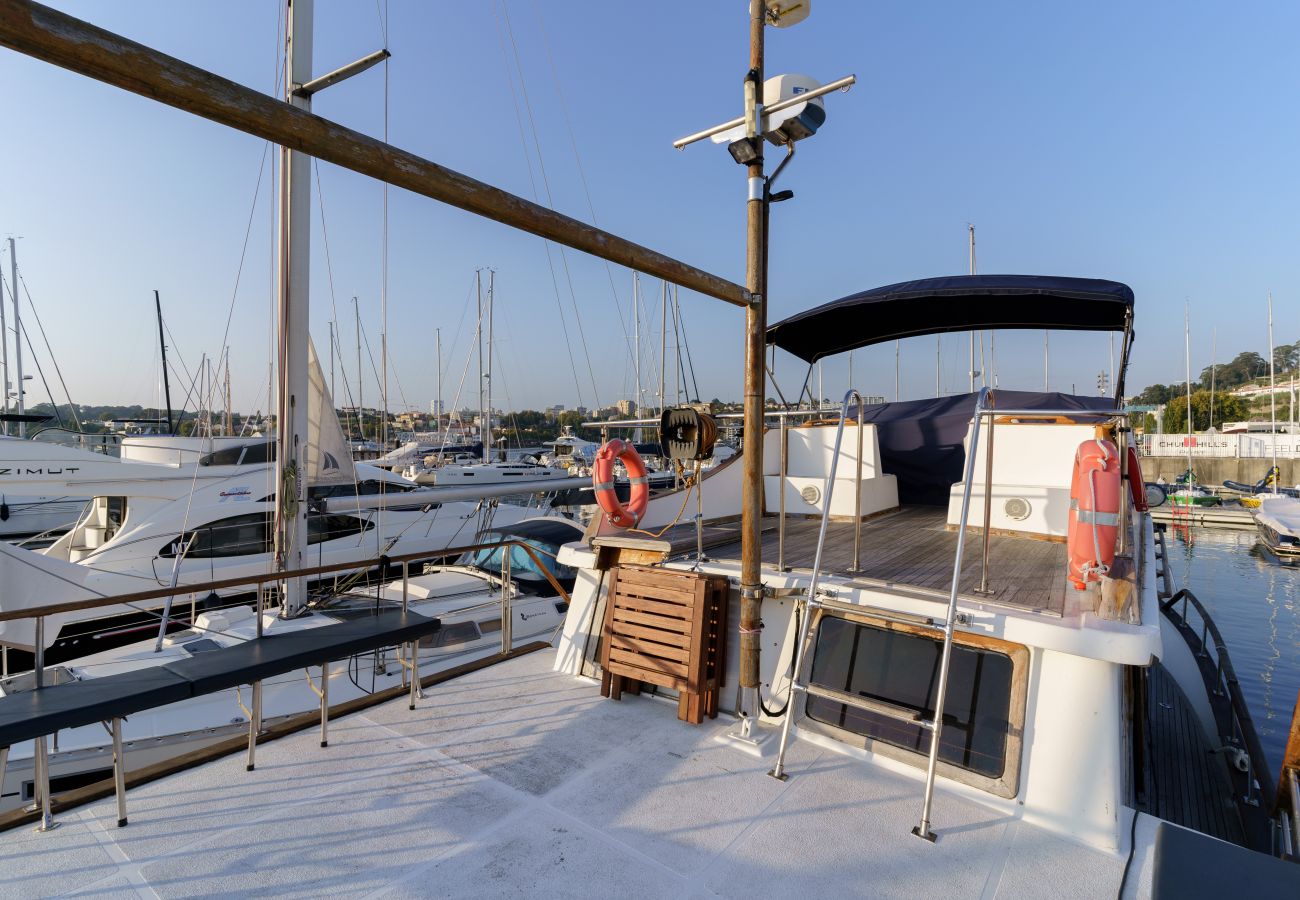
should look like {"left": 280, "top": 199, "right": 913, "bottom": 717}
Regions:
{"left": 1164, "top": 526, "right": 1299, "bottom": 774}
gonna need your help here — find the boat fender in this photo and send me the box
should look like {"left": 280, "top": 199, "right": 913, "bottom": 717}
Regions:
{"left": 592, "top": 439, "right": 649, "bottom": 528}
{"left": 1067, "top": 439, "right": 1121, "bottom": 590}
{"left": 1126, "top": 446, "right": 1148, "bottom": 512}
{"left": 0, "top": 495, "right": 8, "bottom": 521}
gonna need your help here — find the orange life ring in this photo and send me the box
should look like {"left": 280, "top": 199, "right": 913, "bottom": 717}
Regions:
{"left": 593, "top": 439, "right": 649, "bottom": 528}
{"left": 1067, "top": 438, "right": 1121, "bottom": 590}
{"left": 1126, "top": 445, "right": 1148, "bottom": 512}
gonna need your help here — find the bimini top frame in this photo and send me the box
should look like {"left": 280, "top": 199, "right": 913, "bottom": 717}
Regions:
{"left": 766, "top": 273, "right": 1136, "bottom": 394}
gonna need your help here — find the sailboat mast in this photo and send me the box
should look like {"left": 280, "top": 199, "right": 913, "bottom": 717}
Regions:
{"left": 968, "top": 224, "right": 976, "bottom": 393}
{"left": 659, "top": 280, "right": 667, "bottom": 414}
{"left": 436, "top": 326, "right": 442, "bottom": 434}
{"left": 633, "top": 273, "right": 641, "bottom": 415}
{"left": 0, "top": 248, "right": 8, "bottom": 436}
{"left": 486, "top": 269, "right": 495, "bottom": 461}
{"left": 1184, "top": 303, "right": 1193, "bottom": 483}
{"left": 1268, "top": 292, "right": 1278, "bottom": 492}
{"left": 224, "top": 356, "right": 232, "bottom": 435}
{"left": 476, "top": 270, "right": 486, "bottom": 461}
{"left": 1208, "top": 328, "right": 1215, "bottom": 430}
{"left": 9, "top": 238, "right": 24, "bottom": 437}
{"left": 353, "top": 296, "right": 362, "bottom": 442}
{"left": 154, "top": 290, "right": 174, "bottom": 434}
{"left": 673, "top": 286, "right": 682, "bottom": 405}
{"left": 275, "top": 0, "right": 314, "bottom": 617}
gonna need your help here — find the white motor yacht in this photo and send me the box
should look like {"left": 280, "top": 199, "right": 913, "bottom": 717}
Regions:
{"left": 0, "top": 517, "right": 581, "bottom": 812}
{"left": 1253, "top": 492, "right": 1300, "bottom": 558}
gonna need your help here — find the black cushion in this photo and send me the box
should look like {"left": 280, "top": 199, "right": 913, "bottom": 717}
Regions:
{"left": 0, "top": 610, "right": 440, "bottom": 747}
{"left": 1152, "top": 821, "right": 1300, "bottom": 897}
{"left": 0, "top": 667, "right": 190, "bottom": 746}
{"left": 162, "top": 610, "right": 441, "bottom": 694}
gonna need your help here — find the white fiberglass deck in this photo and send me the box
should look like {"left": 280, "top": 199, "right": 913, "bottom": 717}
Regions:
{"left": 2, "top": 648, "right": 1150, "bottom": 898}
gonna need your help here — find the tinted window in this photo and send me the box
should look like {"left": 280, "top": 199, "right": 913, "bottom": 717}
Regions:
{"left": 200, "top": 442, "right": 275, "bottom": 467}
{"left": 806, "top": 618, "right": 1013, "bottom": 778}
{"left": 161, "top": 512, "right": 273, "bottom": 558}
{"left": 308, "top": 514, "right": 373, "bottom": 544}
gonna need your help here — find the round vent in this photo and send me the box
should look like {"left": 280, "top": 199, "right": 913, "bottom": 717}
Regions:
{"left": 800, "top": 484, "right": 821, "bottom": 504}
{"left": 1004, "top": 497, "right": 1031, "bottom": 521}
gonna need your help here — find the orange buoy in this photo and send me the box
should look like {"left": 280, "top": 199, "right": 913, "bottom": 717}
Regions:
{"left": 1068, "top": 438, "right": 1121, "bottom": 590}
{"left": 1126, "top": 445, "right": 1149, "bottom": 513}
{"left": 593, "top": 439, "right": 650, "bottom": 528}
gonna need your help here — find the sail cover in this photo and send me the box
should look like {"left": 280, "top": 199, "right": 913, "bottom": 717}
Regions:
{"left": 307, "top": 338, "right": 355, "bottom": 486}
{"left": 766, "top": 275, "right": 1134, "bottom": 363}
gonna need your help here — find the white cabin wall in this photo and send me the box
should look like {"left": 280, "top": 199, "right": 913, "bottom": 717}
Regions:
{"left": 1019, "top": 649, "right": 1124, "bottom": 851}
{"left": 948, "top": 422, "right": 1099, "bottom": 537}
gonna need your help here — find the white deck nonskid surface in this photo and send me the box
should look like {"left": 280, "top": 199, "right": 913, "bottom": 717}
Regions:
{"left": 1, "top": 648, "right": 1134, "bottom": 898}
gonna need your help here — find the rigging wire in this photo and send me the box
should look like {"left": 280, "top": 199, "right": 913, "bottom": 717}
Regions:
{"left": 529, "top": 0, "right": 638, "bottom": 374}
{"left": 490, "top": 1, "right": 588, "bottom": 409}
{"left": 12, "top": 274, "right": 81, "bottom": 429}
{"left": 498, "top": 0, "right": 601, "bottom": 410}
{"left": 15, "top": 319, "right": 63, "bottom": 430}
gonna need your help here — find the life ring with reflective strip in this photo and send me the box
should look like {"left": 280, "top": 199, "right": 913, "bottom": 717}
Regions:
{"left": 593, "top": 439, "right": 649, "bottom": 528}
{"left": 1126, "top": 445, "right": 1149, "bottom": 512}
{"left": 1067, "top": 438, "right": 1121, "bottom": 590}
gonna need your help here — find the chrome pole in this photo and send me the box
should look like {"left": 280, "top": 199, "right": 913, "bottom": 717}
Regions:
{"left": 500, "top": 550, "right": 513, "bottom": 655}
{"left": 32, "top": 616, "right": 58, "bottom": 830}
{"left": 408, "top": 642, "right": 420, "bottom": 710}
{"left": 915, "top": 387, "right": 990, "bottom": 841}
{"left": 976, "top": 408, "right": 996, "bottom": 594}
{"left": 770, "top": 389, "right": 861, "bottom": 781}
{"left": 112, "top": 717, "right": 127, "bottom": 827}
{"left": 245, "top": 681, "right": 261, "bottom": 771}
{"left": 850, "top": 398, "right": 865, "bottom": 573}
{"left": 401, "top": 560, "right": 409, "bottom": 614}
{"left": 319, "top": 661, "right": 330, "bottom": 748}
{"left": 778, "top": 415, "right": 789, "bottom": 571}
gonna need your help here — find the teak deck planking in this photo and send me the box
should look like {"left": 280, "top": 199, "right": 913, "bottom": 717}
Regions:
{"left": 676, "top": 506, "right": 1070, "bottom": 615}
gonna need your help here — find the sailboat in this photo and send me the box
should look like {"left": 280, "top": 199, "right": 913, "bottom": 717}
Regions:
{"left": 1169, "top": 304, "right": 1221, "bottom": 508}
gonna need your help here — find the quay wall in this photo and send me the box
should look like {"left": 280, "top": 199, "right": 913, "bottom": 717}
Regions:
{"left": 1140, "top": 457, "right": 1299, "bottom": 487}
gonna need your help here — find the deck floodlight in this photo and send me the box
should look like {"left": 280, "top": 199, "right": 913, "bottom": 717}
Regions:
{"left": 728, "top": 136, "right": 763, "bottom": 166}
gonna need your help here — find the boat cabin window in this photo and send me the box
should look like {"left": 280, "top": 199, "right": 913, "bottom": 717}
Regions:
{"left": 199, "top": 441, "right": 275, "bottom": 467}
{"left": 806, "top": 617, "right": 1020, "bottom": 785}
{"left": 161, "top": 512, "right": 374, "bottom": 558}
{"left": 308, "top": 479, "right": 415, "bottom": 500}
{"left": 308, "top": 514, "right": 374, "bottom": 543}
{"left": 161, "top": 512, "right": 273, "bottom": 558}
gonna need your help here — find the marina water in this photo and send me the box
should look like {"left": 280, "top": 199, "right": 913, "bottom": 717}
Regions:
{"left": 1165, "top": 526, "right": 1300, "bottom": 773}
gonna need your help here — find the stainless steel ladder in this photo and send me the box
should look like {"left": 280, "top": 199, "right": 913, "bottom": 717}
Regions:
{"left": 768, "top": 387, "right": 993, "bottom": 844}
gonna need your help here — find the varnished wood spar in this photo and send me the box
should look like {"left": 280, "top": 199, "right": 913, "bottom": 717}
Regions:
{"left": 0, "top": 1, "right": 747, "bottom": 308}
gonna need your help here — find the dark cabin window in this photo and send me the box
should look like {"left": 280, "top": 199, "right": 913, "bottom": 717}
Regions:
{"left": 160, "top": 512, "right": 273, "bottom": 558}
{"left": 199, "top": 442, "right": 275, "bottom": 467}
{"left": 308, "top": 514, "right": 373, "bottom": 544}
{"left": 805, "top": 617, "right": 1014, "bottom": 779}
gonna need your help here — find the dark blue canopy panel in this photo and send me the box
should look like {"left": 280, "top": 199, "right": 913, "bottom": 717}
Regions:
{"left": 766, "top": 274, "right": 1135, "bottom": 363}
{"left": 853, "top": 389, "right": 1118, "bottom": 506}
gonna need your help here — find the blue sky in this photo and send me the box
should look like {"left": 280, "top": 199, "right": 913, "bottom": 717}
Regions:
{"left": 1, "top": 1, "right": 1297, "bottom": 416}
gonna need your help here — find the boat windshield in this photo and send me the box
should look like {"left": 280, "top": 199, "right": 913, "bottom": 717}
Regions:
{"left": 457, "top": 534, "right": 575, "bottom": 594}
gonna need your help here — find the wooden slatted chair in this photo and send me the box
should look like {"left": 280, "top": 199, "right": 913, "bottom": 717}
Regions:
{"left": 599, "top": 565, "right": 728, "bottom": 724}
